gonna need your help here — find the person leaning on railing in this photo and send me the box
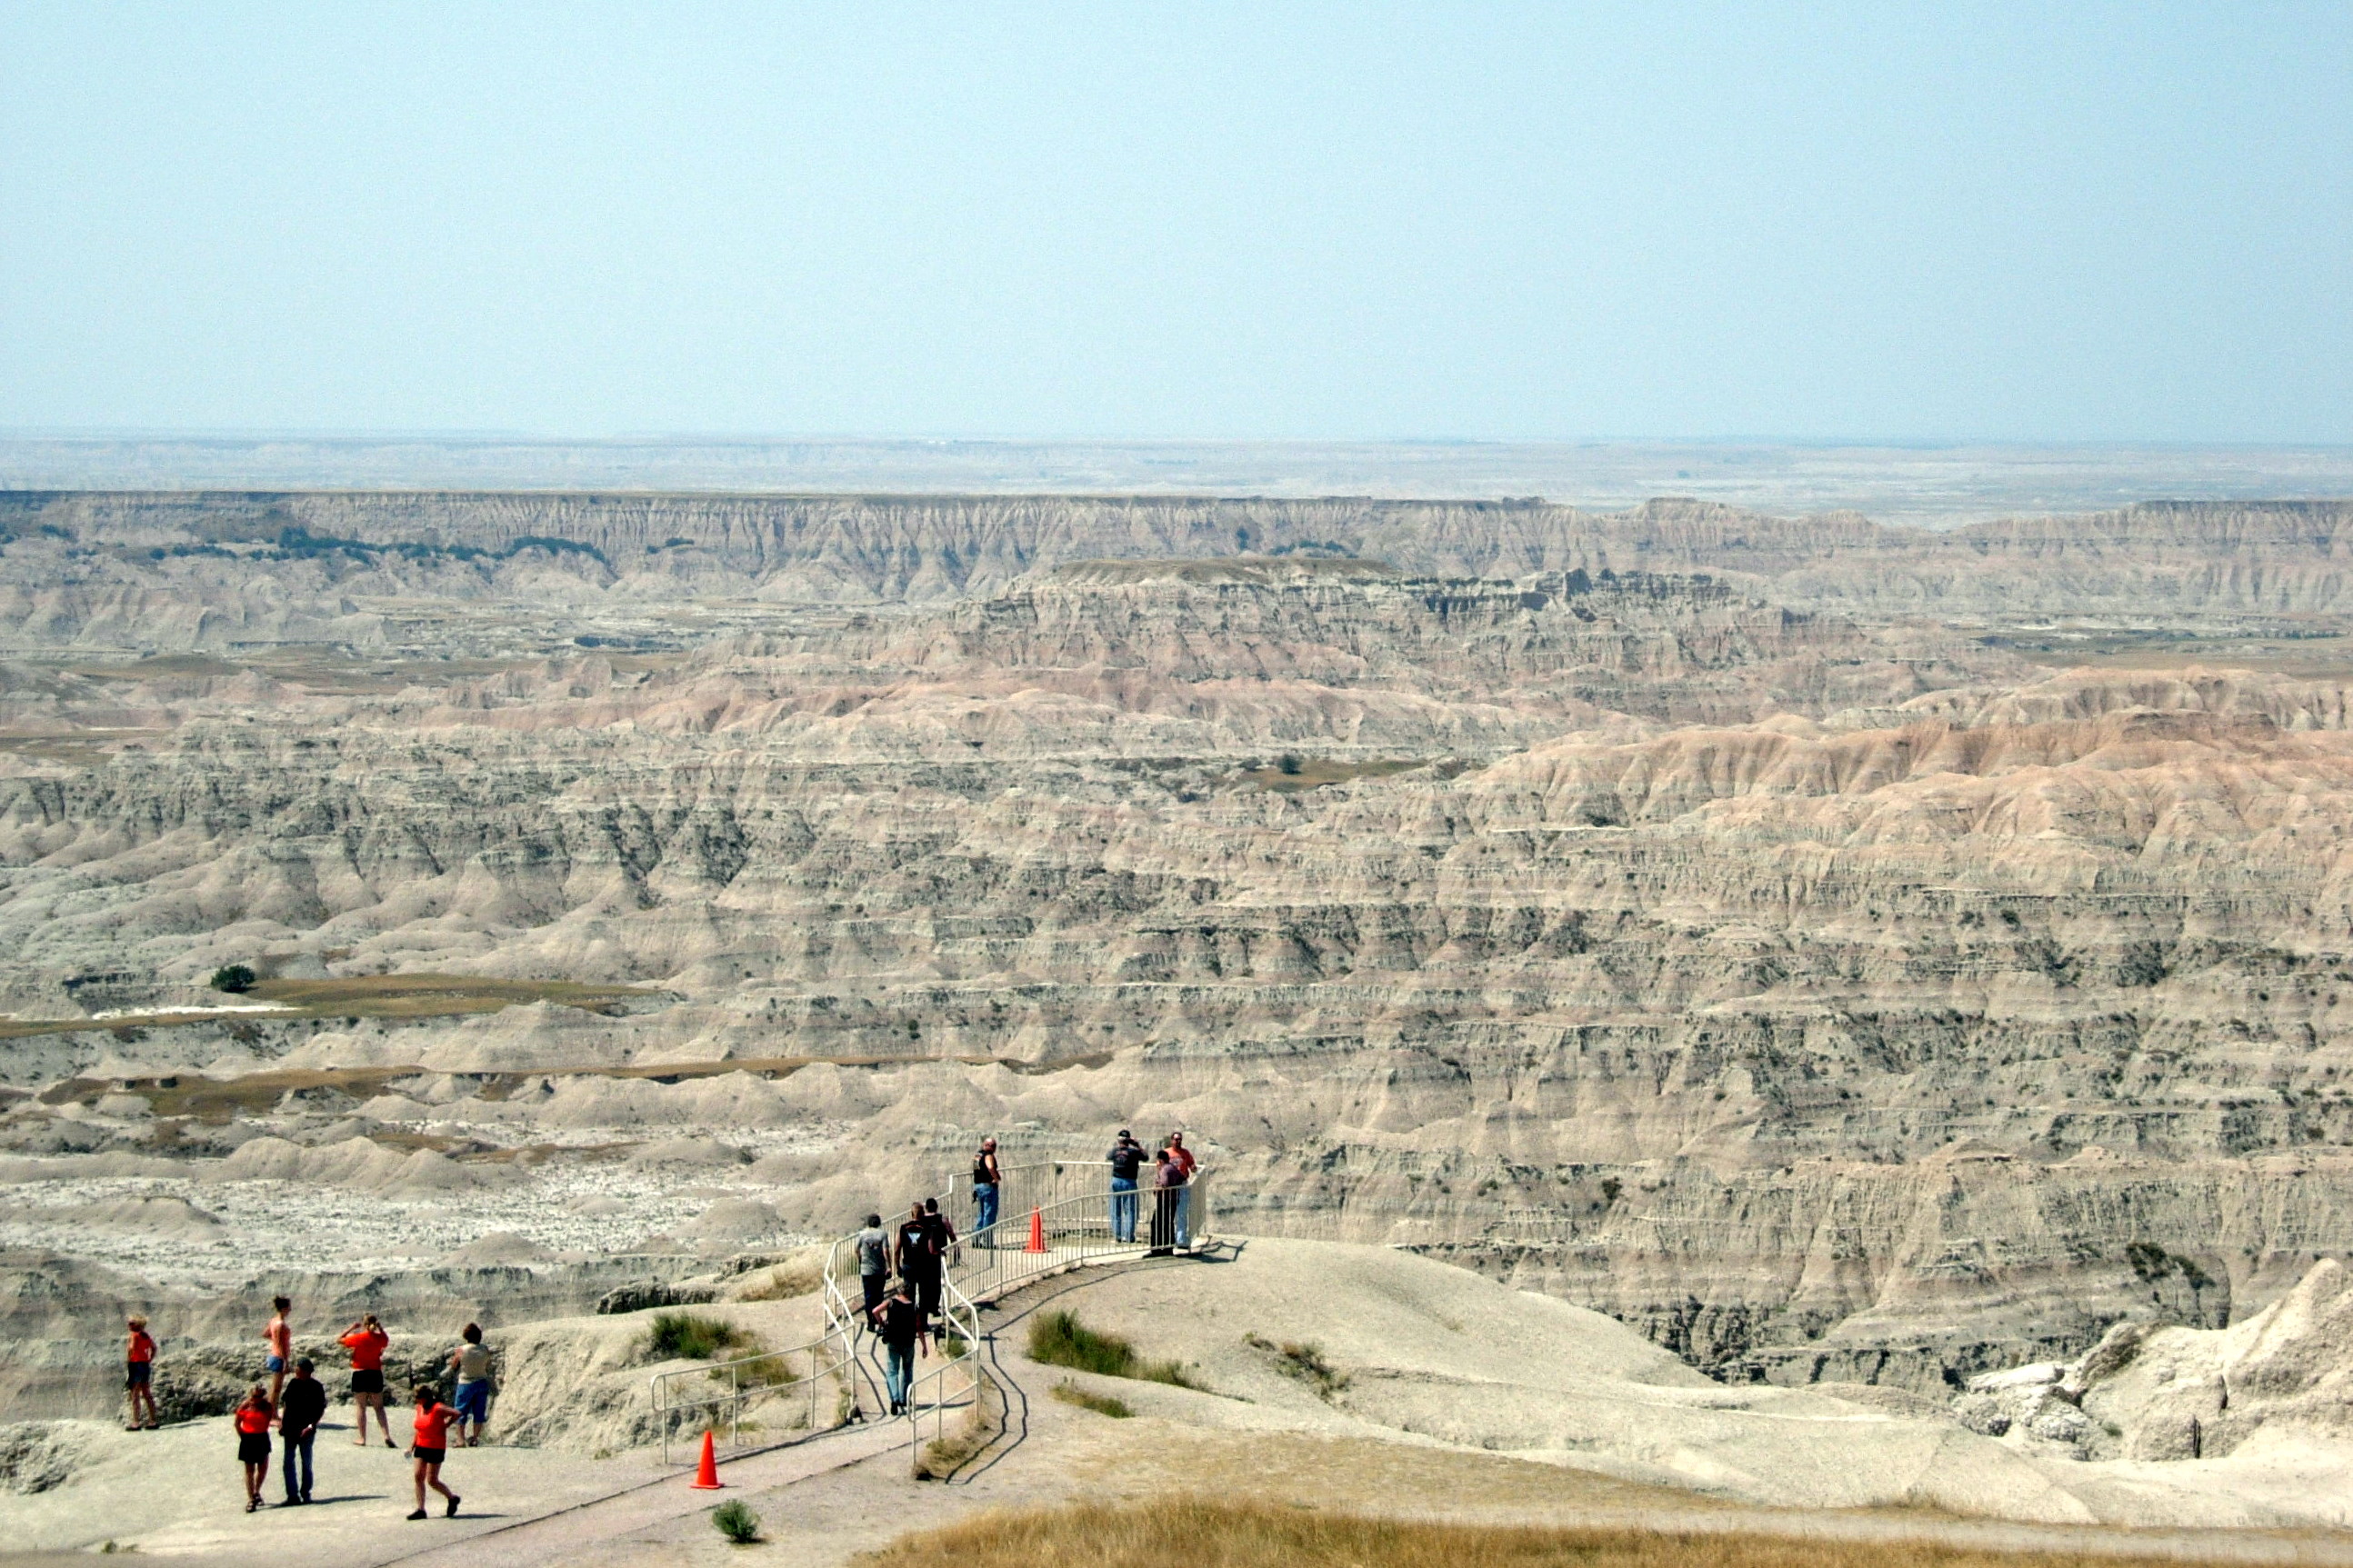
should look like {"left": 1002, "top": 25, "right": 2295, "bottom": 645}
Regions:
{"left": 971, "top": 1138, "right": 1002, "bottom": 1246}
{"left": 1167, "top": 1131, "right": 1197, "bottom": 1248}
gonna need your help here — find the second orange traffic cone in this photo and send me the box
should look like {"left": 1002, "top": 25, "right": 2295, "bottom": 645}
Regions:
{"left": 689, "top": 1428, "right": 724, "bottom": 1489}
{"left": 1026, "top": 1207, "right": 1046, "bottom": 1253}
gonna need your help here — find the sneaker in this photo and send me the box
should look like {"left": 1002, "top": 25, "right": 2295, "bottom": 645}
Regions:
{"left": 407, "top": 1509, "right": 428, "bottom": 1521}
{"left": 446, "top": 1493, "right": 461, "bottom": 1518}
{"left": 384, "top": 1439, "right": 396, "bottom": 1449}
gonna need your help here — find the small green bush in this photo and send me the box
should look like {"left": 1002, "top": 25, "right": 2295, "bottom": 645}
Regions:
{"left": 210, "top": 964, "right": 256, "bottom": 994}
{"left": 1244, "top": 1333, "right": 1349, "bottom": 1396}
{"left": 710, "top": 1499, "right": 761, "bottom": 1544}
{"left": 1050, "top": 1380, "right": 1133, "bottom": 1418}
{"left": 647, "top": 1311, "right": 747, "bottom": 1362}
{"left": 1027, "top": 1310, "right": 1197, "bottom": 1387}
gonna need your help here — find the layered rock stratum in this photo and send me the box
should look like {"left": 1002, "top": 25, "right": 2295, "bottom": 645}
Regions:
{"left": 6, "top": 489, "right": 2353, "bottom": 1431}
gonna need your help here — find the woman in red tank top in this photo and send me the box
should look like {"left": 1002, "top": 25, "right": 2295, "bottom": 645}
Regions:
{"left": 233, "top": 1385, "right": 275, "bottom": 1512}
{"left": 406, "top": 1384, "right": 460, "bottom": 1521}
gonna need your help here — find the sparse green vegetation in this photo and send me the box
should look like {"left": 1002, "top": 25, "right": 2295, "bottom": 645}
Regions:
{"left": 209, "top": 964, "right": 256, "bottom": 994}
{"left": 709, "top": 1499, "right": 762, "bottom": 1544}
{"left": 1245, "top": 1333, "right": 1350, "bottom": 1396}
{"left": 647, "top": 1311, "right": 749, "bottom": 1363}
{"left": 734, "top": 1247, "right": 826, "bottom": 1302}
{"left": 1026, "top": 1310, "right": 1197, "bottom": 1388}
{"left": 1050, "top": 1381, "right": 1134, "bottom": 1419}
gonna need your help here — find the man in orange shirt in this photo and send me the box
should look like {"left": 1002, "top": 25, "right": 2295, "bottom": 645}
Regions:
{"left": 340, "top": 1313, "right": 394, "bottom": 1447}
{"left": 125, "top": 1315, "right": 158, "bottom": 1431}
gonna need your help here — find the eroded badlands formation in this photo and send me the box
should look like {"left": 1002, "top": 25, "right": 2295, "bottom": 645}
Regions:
{"left": 6, "top": 490, "right": 2353, "bottom": 1440}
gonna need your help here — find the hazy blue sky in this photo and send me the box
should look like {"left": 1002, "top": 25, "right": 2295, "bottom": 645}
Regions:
{"left": 3, "top": 5, "right": 2347, "bottom": 442}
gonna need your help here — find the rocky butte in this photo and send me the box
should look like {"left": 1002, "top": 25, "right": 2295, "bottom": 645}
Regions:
{"left": 5, "top": 490, "right": 2353, "bottom": 1463}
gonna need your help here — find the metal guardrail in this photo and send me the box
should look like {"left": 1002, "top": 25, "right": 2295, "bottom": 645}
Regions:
{"left": 646, "top": 1318, "right": 860, "bottom": 1465}
{"left": 651, "top": 1158, "right": 1210, "bottom": 1475}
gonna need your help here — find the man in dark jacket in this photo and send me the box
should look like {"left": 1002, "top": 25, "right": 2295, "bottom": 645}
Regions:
{"left": 869, "top": 1278, "right": 930, "bottom": 1415}
{"left": 278, "top": 1357, "right": 326, "bottom": 1504}
{"left": 1106, "top": 1128, "right": 1145, "bottom": 1243}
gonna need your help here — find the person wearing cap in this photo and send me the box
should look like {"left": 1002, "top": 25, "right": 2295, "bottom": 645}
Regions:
{"left": 1106, "top": 1128, "right": 1144, "bottom": 1243}
{"left": 970, "top": 1137, "right": 1003, "bottom": 1245}
{"left": 278, "top": 1357, "right": 325, "bottom": 1504}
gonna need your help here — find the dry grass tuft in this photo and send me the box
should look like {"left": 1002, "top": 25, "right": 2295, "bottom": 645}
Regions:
{"left": 734, "top": 1247, "right": 827, "bottom": 1302}
{"left": 860, "top": 1498, "right": 2225, "bottom": 1568}
{"left": 1048, "top": 1381, "right": 1133, "bottom": 1419}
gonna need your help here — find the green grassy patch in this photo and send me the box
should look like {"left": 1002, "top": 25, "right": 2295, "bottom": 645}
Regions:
{"left": 1245, "top": 1333, "right": 1350, "bottom": 1396}
{"left": 646, "top": 1311, "right": 750, "bottom": 1363}
{"left": 1026, "top": 1311, "right": 1197, "bottom": 1388}
{"left": 1049, "top": 1381, "right": 1134, "bottom": 1419}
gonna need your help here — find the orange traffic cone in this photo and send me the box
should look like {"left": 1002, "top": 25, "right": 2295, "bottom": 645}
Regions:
{"left": 1026, "top": 1207, "right": 1046, "bottom": 1253}
{"left": 689, "top": 1428, "right": 724, "bottom": 1489}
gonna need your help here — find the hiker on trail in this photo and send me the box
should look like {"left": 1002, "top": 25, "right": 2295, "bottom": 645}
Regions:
{"left": 895, "top": 1202, "right": 943, "bottom": 1323}
{"left": 971, "top": 1138, "right": 1003, "bottom": 1243}
{"left": 1167, "top": 1132, "right": 1197, "bottom": 1248}
{"left": 1106, "top": 1129, "right": 1144, "bottom": 1243}
{"left": 341, "top": 1313, "right": 394, "bottom": 1447}
{"left": 279, "top": 1358, "right": 325, "bottom": 1506}
{"left": 924, "top": 1195, "right": 957, "bottom": 1255}
{"left": 447, "top": 1323, "right": 498, "bottom": 1447}
{"left": 264, "top": 1295, "right": 293, "bottom": 1403}
{"left": 233, "top": 1384, "right": 275, "bottom": 1513}
{"left": 1148, "top": 1148, "right": 1184, "bottom": 1254}
{"left": 125, "top": 1315, "right": 158, "bottom": 1431}
{"left": 406, "top": 1384, "right": 461, "bottom": 1520}
{"left": 870, "top": 1277, "right": 930, "bottom": 1416}
{"left": 856, "top": 1213, "right": 891, "bottom": 1319}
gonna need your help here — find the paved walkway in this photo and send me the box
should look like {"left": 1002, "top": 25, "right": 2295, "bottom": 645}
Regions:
{"left": 372, "top": 1417, "right": 910, "bottom": 1568}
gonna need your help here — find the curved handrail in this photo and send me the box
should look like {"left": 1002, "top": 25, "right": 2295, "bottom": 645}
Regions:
{"left": 646, "top": 1314, "right": 861, "bottom": 1464}
{"left": 808, "top": 1159, "right": 1212, "bottom": 1474}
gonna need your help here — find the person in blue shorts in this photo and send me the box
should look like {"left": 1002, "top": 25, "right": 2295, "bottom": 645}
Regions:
{"left": 446, "top": 1323, "right": 498, "bottom": 1447}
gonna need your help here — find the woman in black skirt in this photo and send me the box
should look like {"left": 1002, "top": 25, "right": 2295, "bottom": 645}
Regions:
{"left": 233, "top": 1384, "right": 275, "bottom": 1512}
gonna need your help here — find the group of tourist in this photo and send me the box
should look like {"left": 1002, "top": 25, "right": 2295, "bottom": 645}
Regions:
{"left": 120, "top": 1129, "right": 1209, "bottom": 1509}
{"left": 124, "top": 1297, "right": 499, "bottom": 1520}
{"left": 850, "top": 1126, "right": 1202, "bottom": 1415}
{"left": 1106, "top": 1127, "right": 1197, "bottom": 1250}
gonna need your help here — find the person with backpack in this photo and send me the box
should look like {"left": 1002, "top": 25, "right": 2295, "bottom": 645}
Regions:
{"left": 232, "top": 1384, "right": 275, "bottom": 1513}
{"left": 446, "top": 1323, "right": 498, "bottom": 1447}
{"left": 970, "top": 1138, "right": 1003, "bottom": 1244}
{"left": 894, "top": 1202, "right": 942, "bottom": 1323}
{"left": 278, "top": 1358, "right": 325, "bottom": 1505}
{"left": 869, "top": 1277, "right": 930, "bottom": 1416}
{"left": 124, "top": 1315, "right": 158, "bottom": 1431}
{"left": 1106, "top": 1129, "right": 1144, "bottom": 1243}
{"left": 406, "top": 1384, "right": 460, "bottom": 1520}
{"left": 854, "top": 1212, "right": 890, "bottom": 1319}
